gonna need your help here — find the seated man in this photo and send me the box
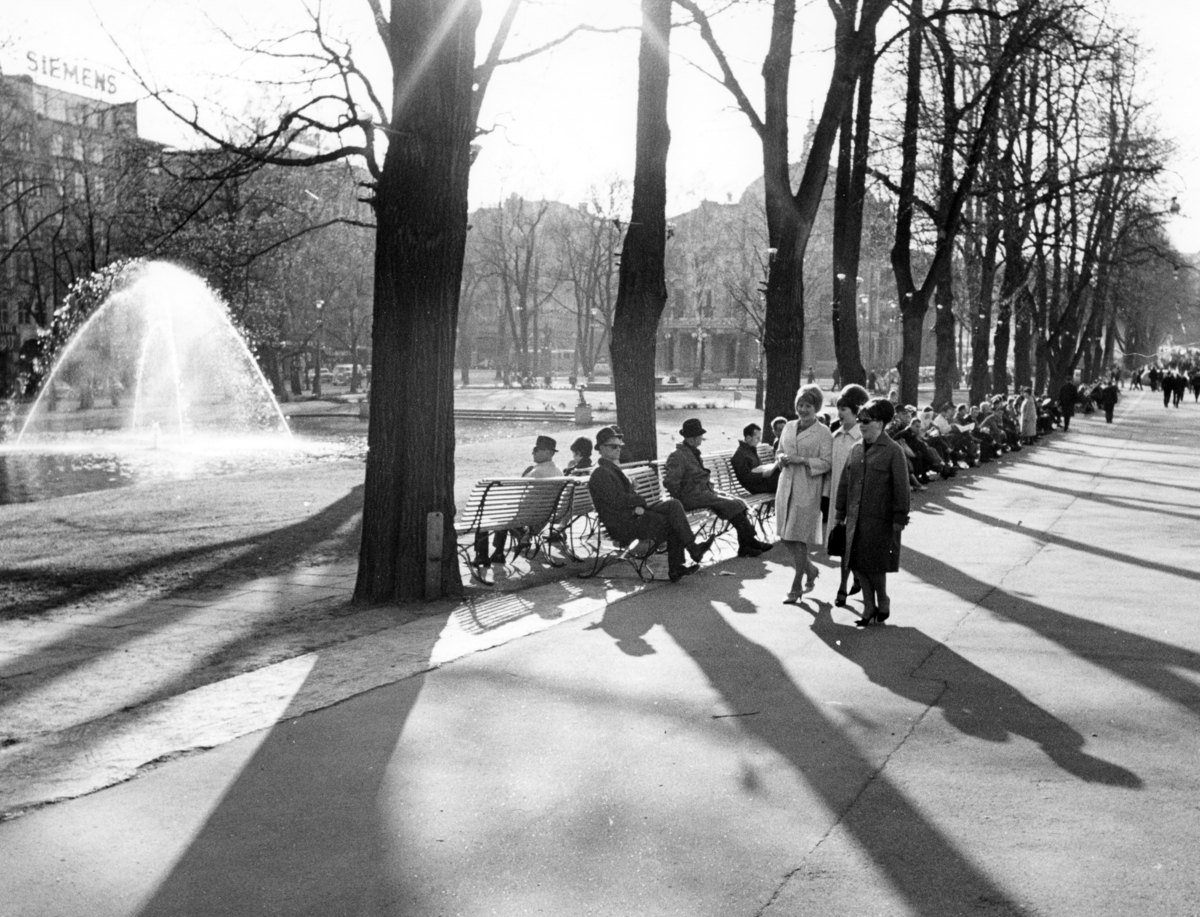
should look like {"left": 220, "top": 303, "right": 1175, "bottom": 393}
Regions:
{"left": 731, "top": 423, "right": 781, "bottom": 495}
{"left": 930, "top": 403, "right": 979, "bottom": 467}
{"left": 588, "top": 426, "right": 713, "bottom": 582}
{"left": 663, "top": 418, "right": 774, "bottom": 558}
{"left": 472, "top": 434, "right": 562, "bottom": 566}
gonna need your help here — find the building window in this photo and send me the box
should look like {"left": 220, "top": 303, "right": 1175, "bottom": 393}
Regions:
{"left": 19, "top": 301, "right": 36, "bottom": 325}
{"left": 72, "top": 138, "right": 84, "bottom": 161}
{"left": 48, "top": 97, "right": 67, "bottom": 121}
{"left": 90, "top": 146, "right": 104, "bottom": 165}
{"left": 94, "top": 175, "right": 106, "bottom": 198}
{"left": 73, "top": 172, "right": 86, "bottom": 196}
{"left": 50, "top": 134, "right": 64, "bottom": 157}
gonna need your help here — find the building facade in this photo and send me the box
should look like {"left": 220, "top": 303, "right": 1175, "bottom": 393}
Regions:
{"left": 1, "top": 70, "right": 159, "bottom": 396}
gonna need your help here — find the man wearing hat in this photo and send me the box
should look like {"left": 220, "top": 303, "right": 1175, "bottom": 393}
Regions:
{"left": 664, "top": 418, "right": 774, "bottom": 557}
{"left": 472, "top": 435, "right": 563, "bottom": 566}
{"left": 588, "top": 426, "right": 713, "bottom": 582}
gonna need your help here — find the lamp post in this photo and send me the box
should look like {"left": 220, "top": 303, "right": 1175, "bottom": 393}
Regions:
{"left": 314, "top": 299, "right": 325, "bottom": 396}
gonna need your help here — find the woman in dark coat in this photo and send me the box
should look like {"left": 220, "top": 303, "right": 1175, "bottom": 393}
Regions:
{"left": 835, "top": 398, "right": 911, "bottom": 626}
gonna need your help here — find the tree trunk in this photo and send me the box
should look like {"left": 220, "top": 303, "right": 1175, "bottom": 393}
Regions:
{"left": 611, "top": 0, "right": 672, "bottom": 463}
{"left": 354, "top": 0, "right": 480, "bottom": 603}
{"left": 932, "top": 265, "right": 956, "bottom": 407}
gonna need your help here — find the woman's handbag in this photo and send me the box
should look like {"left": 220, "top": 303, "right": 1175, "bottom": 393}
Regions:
{"left": 827, "top": 522, "right": 846, "bottom": 557}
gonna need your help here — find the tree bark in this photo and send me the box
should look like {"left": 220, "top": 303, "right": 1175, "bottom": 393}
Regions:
{"left": 611, "top": 0, "right": 672, "bottom": 462}
{"left": 354, "top": 0, "right": 481, "bottom": 603}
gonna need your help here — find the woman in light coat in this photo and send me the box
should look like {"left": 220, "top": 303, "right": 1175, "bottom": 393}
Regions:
{"left": 835, "top": 398, "right": 910, "bottom": 626}
{"left": 776, "top": 384, "right": 833, "bottom": 601}
{"left": 828, "top": 385, "right": 870, "bottom": 606}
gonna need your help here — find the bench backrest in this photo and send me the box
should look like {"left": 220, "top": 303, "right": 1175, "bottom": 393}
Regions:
{"left": 456, "top": 477, "right": 573, "bottom": 534}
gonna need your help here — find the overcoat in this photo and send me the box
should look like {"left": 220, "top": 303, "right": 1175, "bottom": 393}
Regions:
{"left": 775, "top": 419, "right": 833, "bottom": 543}
{"left": 835, "top": 432, "right": 910, "bottom": 574}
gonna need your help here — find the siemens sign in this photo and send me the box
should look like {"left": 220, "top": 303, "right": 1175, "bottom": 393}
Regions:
{"left": 25, "top": 51, "right": 120, "bottom": 96}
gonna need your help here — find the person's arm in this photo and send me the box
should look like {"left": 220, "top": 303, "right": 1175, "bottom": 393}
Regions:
{"left": 807, "top": 428, "right": 833, "bottom": 476}
{"left": 589, "top": 466, "right": 645, "bottom": 511}
{"left": 835, "top": 448, "right": 854, "bottom": 523}
{"left": 890, "top": 442, "right": 911, "bottom": 528}
{"left": 662, "top": 452, "right": 684, "bottom": 497}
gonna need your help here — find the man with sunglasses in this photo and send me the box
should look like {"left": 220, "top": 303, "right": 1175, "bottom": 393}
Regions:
{"left": 588, "top": 426, "right": 714, "bottom": 582}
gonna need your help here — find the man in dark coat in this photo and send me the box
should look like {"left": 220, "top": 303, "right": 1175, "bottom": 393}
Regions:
{"left": 731, "top": 423, "right": 780, "bottom": 495}
{"left": 663, "top": 418, "right": 773, "bottom": 557}
{"left": 1096, "top": 380, "right": 1119, "bottom": 423}
{"left": 588, "top": 426, "right": 713, "bottom": 582}
{"left": 1057, "top": 379, "right": 1078, "bottom": 431}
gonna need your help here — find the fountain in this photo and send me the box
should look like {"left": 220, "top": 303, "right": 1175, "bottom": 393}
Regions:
{"left": 0, "top": 260, "right": 318, "bottom": 504}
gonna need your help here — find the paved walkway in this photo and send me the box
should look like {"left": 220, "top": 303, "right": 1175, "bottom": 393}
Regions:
{"left": 2, "top": 390, "right": 1199, "bottom": 915}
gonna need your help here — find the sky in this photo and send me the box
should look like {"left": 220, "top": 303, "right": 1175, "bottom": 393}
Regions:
{"left": 6, "top": 0, "right": 1200, "bottom": 250}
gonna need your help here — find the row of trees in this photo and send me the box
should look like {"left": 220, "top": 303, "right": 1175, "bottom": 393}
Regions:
{"left": 114, "top": 0, "right": 1189, "bottom": 602}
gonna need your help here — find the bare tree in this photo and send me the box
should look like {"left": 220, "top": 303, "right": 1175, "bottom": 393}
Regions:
{"left": 610, "top": 0, "right": 673, "bottom": 462}
{"left": 678, "top": 0, "right": 891, "bottom": 436}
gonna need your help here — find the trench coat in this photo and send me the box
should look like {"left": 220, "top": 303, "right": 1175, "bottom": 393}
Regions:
{"left": 835, "top": 431, "right": 910, "bottom": 574}
{"left": 775, "top": 419, "right": 833, "bottom": 543}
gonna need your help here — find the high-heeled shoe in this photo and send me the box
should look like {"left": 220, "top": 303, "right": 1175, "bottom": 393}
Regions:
{"left": 803, "top": 569, "right": 819, "bottom": 593}
{"left": 876, "top": 600, "right": 890, "bottom": 623}
{"left": 848, "top": 579, "right": 861, "bottom": 596}
{"left": 855, "top": 610, "right": 879, "bottom": 627}
{"left": 834, "top": 588, "right": 847, "bottom": 607}
{"left": 784, "top": 592, "right": 802, "bottom": 605}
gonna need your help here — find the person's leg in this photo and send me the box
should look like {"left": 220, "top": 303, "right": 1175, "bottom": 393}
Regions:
{"left": 647, "top": 498, "right": 708, "bottom": 572}
{"left": 784, "top": 540, "right": 806, "bottom": 598}
{"left": 873, "top": 572, "right": 891, "bottom": 621}
{"left": 473, "top": 532, "right": 489, "bottom": 565}
{"left": 855, "top": 570, "right": 877, "bottom": 623}
{"left": 492, "top": 529, "right": 509, "bottom": 561}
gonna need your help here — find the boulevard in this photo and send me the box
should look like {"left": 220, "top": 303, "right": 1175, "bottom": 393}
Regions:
{"left": 1, "top": 389, "right": 1199, "bottom": 916}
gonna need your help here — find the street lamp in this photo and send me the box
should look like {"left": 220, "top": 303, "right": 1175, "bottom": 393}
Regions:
{"left": 314, "top": 299, "right": 325, "bottom": 396}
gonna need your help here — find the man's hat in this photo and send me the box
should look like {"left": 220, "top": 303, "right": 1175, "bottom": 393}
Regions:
{"left": 535, "top": 435, "right": 558, "bottom": 452}
{"left": 680, "top": 418, "right": 707, "bottom": 438}
{"left": 595, "top": 426, "right": 625, "bottom": 446}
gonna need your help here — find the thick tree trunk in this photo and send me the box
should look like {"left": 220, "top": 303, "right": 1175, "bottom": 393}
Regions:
{"left": 932, "top": 269, "right": 957, "bottom": 408}
{"left": 354, "top": 0, "right": 480, "bottom": 603}
{"left": 1012, "top": 295, "right": 1033, "bottom": 391}
{"left": 611, "top": 0, "right": 672, "bottom": 462}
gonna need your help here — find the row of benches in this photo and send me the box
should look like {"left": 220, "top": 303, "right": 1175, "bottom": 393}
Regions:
{"left": 455, "top": 444, "right": 778, "bottom": 582}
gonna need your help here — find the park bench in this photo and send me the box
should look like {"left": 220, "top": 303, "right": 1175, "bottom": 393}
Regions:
{"left": 455, "top": 476, "right": 575, "bottom": 582}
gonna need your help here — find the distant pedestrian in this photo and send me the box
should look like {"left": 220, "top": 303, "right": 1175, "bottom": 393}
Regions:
{"left": 1096, "top": 381, "right": 1118, "bottom": 424}
{"left": 1057, "top": 379, "right": 1077, "bottom": 432}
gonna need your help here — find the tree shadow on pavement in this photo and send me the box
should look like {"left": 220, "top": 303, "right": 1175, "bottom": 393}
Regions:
{"left": 134, "top": 652, "right": 430, "bottom": 917}
{"left": 903, "top": 547, "right": 1200, "bottom": 722}
{"left": 924, "top": 498, "right": 1200, "bottom": 583}
{"left": 593, "top": 596, "right": 1036, "bottom": 916}
{"left": 806, "top": 606, "right": 1142, "bottom": 787}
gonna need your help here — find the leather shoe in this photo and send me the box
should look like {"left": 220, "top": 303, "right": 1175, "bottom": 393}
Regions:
{"left": 737, "top": 545, "right": 763, "bottom": 558}
{"left": 688, "top": 536, "right": 716, "bottom": 563}
{"left": 669, "top": 563, "right": 700, "bottom": 582}
{"left": 752, "top": 539, "right": 774, "bottom": 553}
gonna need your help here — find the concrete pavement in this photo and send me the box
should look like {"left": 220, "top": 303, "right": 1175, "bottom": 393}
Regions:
{"left": 3, "top": 389, "right": 1200, "bottom": 916}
